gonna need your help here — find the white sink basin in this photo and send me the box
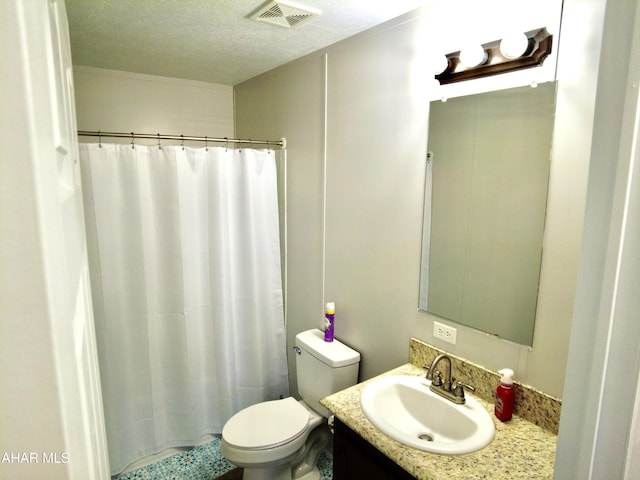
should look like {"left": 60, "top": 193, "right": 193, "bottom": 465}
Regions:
{"left": 360, "top": 375, "right": 495, "bottom": 454}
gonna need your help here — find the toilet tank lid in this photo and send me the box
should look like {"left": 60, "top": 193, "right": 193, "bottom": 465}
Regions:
{"left": 296, "top": 329, "right": 360, "bottom": 368}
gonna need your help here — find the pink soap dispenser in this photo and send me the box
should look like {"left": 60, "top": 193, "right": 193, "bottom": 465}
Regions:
{"left": 495, "top": 368, "right": 515, "bottom": 422}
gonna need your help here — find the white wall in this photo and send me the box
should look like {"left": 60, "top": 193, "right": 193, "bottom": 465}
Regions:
{"left": 555, "top": 0, "right": 640, "bottom": 477}
{"left": 73, "top": 66, "right": 234, "bottom": 141}
{"left": 235, "top": 0, "right": 578, "bottom": 398}
{"left": 1, "top": 1, "right": 109, "bottom": 477}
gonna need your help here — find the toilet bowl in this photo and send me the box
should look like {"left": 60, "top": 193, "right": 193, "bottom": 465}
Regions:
{"left": 221, "top": 329, "right": 360, "bottom": 480}
{"left": 221, "top": 397, "right": 323, "bottom": 480}
{"left": 221, "top": 397, "right": 314, "bottom": 465}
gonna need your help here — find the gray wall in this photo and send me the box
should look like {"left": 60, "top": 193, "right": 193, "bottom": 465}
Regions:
{"left": 235, "top": 1, "right": 583, "bottom": 399}
{"left": 234, "top": 55, "right": 328, "bottom": 397}
{"left": 74, "top": 66, "right": 233, "bottom": 140}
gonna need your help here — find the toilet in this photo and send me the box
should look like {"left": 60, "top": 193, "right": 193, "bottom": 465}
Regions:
{"left": 221, "top": 328, "right": 360, "bottom": 480}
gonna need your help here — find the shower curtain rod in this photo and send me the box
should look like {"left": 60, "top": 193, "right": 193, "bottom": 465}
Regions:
{"left": 77, "top": 130, "right": 287, "bottom": 149}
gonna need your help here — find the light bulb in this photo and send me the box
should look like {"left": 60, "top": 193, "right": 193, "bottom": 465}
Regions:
{"left": 499, "top": 33, "right": 529, "bottom": 59}
{"left": 459, "top": 44, "right": 487, "bottom": 68}
{"left": 433, "top": 55, "right": 450, "bottom": 75}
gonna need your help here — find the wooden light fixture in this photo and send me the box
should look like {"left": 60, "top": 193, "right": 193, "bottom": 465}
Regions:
{"left": 435, "top": 28, "right": 552, "bottom": 85}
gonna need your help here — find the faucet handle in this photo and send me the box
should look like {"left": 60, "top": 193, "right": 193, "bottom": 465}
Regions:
{"left": 432, "top": 370, "right": 443, "bottom": 387}
{"left": 454, "top": 381, "right": 475, "bottom": 400}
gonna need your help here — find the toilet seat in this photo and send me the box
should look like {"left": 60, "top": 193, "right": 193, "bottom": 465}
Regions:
{"left": 222, "top": 397, "right": 310, "bottom": 450}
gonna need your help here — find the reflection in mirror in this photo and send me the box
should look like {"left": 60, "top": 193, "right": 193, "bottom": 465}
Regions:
{"left": 419, "top": 82, "right": 557, "bottom": 346}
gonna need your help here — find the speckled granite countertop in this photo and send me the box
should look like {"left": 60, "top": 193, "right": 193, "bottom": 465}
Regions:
{"left": 321, "top": 363, "right": 557, "bottom": 480}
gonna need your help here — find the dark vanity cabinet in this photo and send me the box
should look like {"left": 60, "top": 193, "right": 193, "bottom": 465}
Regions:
{"left": 333, "top": 418, "right": 416, "bottom": 480}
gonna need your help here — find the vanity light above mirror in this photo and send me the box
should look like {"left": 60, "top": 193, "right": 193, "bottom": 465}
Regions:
{"left": 435, "top": 28, "right": 552, "bottom": 84}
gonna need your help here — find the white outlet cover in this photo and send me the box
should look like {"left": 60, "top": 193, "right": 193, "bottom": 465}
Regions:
{"left": 433, "top": 320, "right": 457, "bottom": 345}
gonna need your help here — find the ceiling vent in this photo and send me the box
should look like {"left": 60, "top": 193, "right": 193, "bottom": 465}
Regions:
{"left": 249, "top": 0, "right": 319, "bottom": 28}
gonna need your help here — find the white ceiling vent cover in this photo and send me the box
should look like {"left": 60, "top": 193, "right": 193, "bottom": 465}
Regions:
{"left": 249, "top": 0, "right": 319, "bottom": 28}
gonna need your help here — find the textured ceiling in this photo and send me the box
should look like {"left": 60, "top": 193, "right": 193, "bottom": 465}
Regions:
{"left": 66, "top": 0, "right": 431, "bottom": 85}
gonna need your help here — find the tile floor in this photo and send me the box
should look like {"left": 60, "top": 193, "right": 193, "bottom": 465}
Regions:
{"left": 114, "top": 437, "right": 333, "bottom": 480}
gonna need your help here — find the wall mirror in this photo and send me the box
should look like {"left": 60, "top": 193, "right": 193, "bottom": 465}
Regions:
{"left": 419, "top": 82, "right": 557, "bottom": 346}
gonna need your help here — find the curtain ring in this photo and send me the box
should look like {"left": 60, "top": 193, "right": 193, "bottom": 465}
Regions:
{"left": 98, "top": 130, "right": 102, "bottom": 148}
{"left": 181, "top": 134, "right": 185, "bottom": 151}
{"left": 224, "top": 137, "right": 228, "bottom": 152}
{"left": 204, "top": 135, "right": 208, "bottom": 152}
{"left": 131, "top": 132, "right": 135, "bottom": 149}
{"left": 157, "top": 133, "right": 162, "bottom": 150}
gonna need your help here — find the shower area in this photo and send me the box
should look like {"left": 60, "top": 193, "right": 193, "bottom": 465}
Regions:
{"left": 77, "top": 134, "right": 290, "bottom": 476}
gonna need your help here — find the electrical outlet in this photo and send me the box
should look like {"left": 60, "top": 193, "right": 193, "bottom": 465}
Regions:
{"left": 433, "top": 321, "right": 457, "bottom": 345}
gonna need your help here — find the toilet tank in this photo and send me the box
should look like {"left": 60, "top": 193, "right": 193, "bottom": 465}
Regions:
{"left": 295, "top": 329, "right": 360, "bottom": 417}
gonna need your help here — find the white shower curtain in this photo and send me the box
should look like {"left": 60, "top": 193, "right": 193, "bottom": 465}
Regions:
{"left": 79, "top": 143, "right": 289, "bottom": 474}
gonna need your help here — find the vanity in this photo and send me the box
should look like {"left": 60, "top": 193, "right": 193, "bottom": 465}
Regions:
{"left": 321, "top": 338, "right": 560, "bottom": 480}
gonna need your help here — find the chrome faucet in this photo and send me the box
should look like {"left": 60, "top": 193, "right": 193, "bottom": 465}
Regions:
{"left": 425, "top": 354, "right": 475, "bottom": 405}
